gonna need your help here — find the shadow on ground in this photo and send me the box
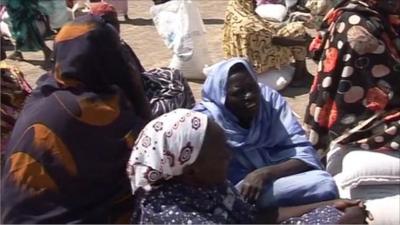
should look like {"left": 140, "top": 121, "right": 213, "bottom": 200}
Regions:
{"left": 120, "top": 18, "right": 154, "bottom": 26}
{"left": 24, "top": 60, "right": 53, "bottom": 70}
{"left": 119, "top": 18, "right": 225, "bottom": 26}
{"left": 203, "top": 19, "right": 224, "bottom": 25}
{"left": 280, "top": 87, "right": 309, "bottom": 97}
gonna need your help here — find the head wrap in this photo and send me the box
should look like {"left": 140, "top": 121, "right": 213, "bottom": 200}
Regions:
{"left": 128, "top": 109, "right": 208, "bottom": 194}
{"left": 89, "top": 2, "right": 120, "bottom": 32}
{"left": 90, "top": 2, "right": 117, "bottom": 16}
{"left": 53, "top": 14, "right": 126, "bottom": 89}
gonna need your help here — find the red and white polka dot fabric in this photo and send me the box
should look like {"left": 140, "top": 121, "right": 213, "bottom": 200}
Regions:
{"left": 305, "top": 0, "right": 400, "bottom": 156}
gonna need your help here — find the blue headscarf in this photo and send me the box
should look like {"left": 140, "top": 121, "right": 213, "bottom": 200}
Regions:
{"left": 195, "top": 58, "right": 321, "bottom": 183}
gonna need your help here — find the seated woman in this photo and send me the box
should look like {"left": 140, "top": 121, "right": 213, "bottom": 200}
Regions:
{"left": 90, "top": 2, "right": 195, "bottom": 117}
{"left": 1, "top": 15, "right": 150, "bottom": 223}
{"left": 128, "top": 108, "right": 370, "bottom": 224}
{"left": 303, "top": 0, "right": 333, "bottom": 28}
{"left": 223, "top": 0, "right": 312, "bottom": 89}
{"left": 194, "top": 58, "right": 338, "bottom": 208}
{"left": 0, "top": 60, "right": 32, "bottom": 168}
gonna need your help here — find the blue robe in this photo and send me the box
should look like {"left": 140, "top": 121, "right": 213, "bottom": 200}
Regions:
{"left": 194, "top": 58, "right": 338, "bottom": 207}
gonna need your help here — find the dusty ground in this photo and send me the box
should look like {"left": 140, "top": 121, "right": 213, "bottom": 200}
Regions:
{"left": 3, "top": 0, "right": 314, "bottom": 120}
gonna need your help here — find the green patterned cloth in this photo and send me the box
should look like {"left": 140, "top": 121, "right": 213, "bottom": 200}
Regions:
{"left": 5, "top": 0, "right": 46, "bottom": 51}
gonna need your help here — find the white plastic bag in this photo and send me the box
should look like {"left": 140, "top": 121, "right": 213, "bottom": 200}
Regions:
{"left": 0, "top": 9, "right": 12, "bottom": 38}
{"left": 71, "top": 1, "right": 91, "bottom": 20}
{"left": 285, "top": 0, "right": 298, "bottom": 8}
{"left": 150, "top": 0, "right": 211, "bottom": 80}
{"left": 257, "top": 64, "right": 295, "bottom": 91}
{"left": 255, "top": 4, "right": 288, "bottom": 22}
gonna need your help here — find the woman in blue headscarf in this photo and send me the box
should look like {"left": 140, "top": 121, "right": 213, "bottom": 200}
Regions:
{"left": 194, "top": 58, "right": 338, "bottom": 208}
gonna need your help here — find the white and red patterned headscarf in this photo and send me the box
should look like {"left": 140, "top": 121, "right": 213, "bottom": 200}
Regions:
{"left": 127, "top": 109, "right": 208, "bottom": 194}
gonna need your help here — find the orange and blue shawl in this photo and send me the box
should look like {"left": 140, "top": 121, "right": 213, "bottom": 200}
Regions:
{"left": 1, "top": 15, "right": 146, "bottom": 223}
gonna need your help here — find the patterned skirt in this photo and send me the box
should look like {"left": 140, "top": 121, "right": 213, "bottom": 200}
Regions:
{"left": 142, "top": 68, "right": 195, "bottom": 118}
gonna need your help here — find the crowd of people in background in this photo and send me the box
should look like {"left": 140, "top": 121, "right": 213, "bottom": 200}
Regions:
{"left": 0, "top": 0, "right": 399, "bottom": 224}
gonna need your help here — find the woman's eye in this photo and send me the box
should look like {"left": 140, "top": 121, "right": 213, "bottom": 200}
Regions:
{"left": 230, "top": 89, "right": 242, "bottom": 96}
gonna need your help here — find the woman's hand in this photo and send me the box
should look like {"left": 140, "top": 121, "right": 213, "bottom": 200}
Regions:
{"left": 239, "top": 167, "right": 272, "bottom": 202}
{"left": 333, "top": 199, "right": 373, "bottom": 224}
{"left": 239, "top": 159, "right": 310, "bottom": 202}
{"left": 338, "top": 206, "right": 372, "bottom": 224}
{"left": 331, "top": 199, "right": 363, "bottom": 210}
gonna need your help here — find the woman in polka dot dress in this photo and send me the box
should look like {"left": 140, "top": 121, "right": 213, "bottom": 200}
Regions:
{"left": 304, "top": 0, "right": 400, "bottom": 158}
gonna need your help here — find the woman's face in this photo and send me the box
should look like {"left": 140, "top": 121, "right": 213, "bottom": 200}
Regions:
{"left": 185, "top": 121, "right": 231, "bottom": 186}
{"left": 225, "top": 68, "right": 261, "bottom": 128}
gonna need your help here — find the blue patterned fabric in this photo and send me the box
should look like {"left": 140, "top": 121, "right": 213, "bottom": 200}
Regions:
{"left": 132, "top": 180, "right": 343, "bottom": 224}
{"left": 282, "top": 205, "right": 344, "bottom": 224}
{"left": 132, "top": 181, "right": 255, "bottom": 224}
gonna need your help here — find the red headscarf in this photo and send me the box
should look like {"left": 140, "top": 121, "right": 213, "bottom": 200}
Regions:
{"left": 90, "top": 2, "right": 117, "bottom": 16}
{"left": 89, "top": 2, "right": 120, "bottom": 32}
